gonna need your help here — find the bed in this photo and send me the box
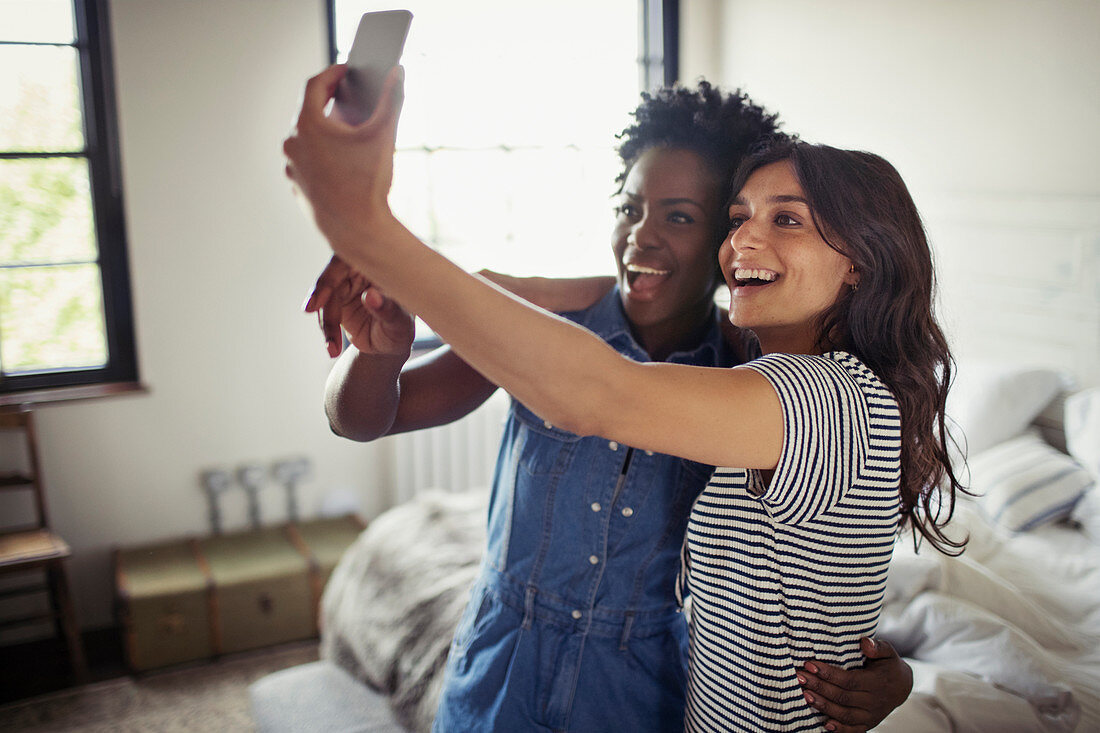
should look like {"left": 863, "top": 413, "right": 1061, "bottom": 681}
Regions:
{"left": 249, "top": 358, "right": 1100, "bottom": 732}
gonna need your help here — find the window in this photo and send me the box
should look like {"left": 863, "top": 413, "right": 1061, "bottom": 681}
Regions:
{"left": 0, "top": 0, "right": 137, "bottom": 398}
{"left": 330, "top": 1, "right": 672, "bottom": 342}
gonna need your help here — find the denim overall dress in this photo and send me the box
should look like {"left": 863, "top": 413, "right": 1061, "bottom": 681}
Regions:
{"left": 432, "top": 288, "right": 736, "bottom": 733}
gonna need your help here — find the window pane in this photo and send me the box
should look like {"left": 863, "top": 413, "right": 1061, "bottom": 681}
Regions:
{"left": 336, "top": 0, "right": 637, "bottom": 343}
{"left": 408, "top": 147, "right": 620, "bottom": 276}
{"left": 0, "top": 157, "right": 97, "bottom": 265}
{"left": 421, "top": 148, "right": 514, "bottom": 270}
{"left": 503, "top": 147, "right": 620, "bottom": 277}
{"left": 0, "top": 45, "right": 84, "bottom": 153}
{"left": 335, "top": 0, "right": 637, "bottom": 148}
{"left": 0, "top": 263, "right": 108, "bottom": 374}
{"left": 388, "top": 149, "right": 434, "bottom": 243}
{"left": 0, "top": 0, "right": 75, "bottom": 43}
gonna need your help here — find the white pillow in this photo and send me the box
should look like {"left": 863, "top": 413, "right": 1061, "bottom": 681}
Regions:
{"left": 946, "top": 360, "right": 1066, "bottom": 459}
{"left": 1065, "top": 387, "right": 1100, "bottom": 480}
{"left": 968, "top": 430, "right": 1094, "bottom": 532}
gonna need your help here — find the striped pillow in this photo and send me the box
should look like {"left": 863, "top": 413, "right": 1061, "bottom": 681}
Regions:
{"left": 968, "top": 430, "right": 1094, "bottom": 532}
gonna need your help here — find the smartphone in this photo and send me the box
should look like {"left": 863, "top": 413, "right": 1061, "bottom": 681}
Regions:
{"left": 334, "top": 9, "right": 413, "bottom": 125}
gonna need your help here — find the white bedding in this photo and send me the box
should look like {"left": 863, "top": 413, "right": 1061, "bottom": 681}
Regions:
{"left": 322, "top": 490, "right": 1100, "bottom": 732}
{"left": 876, "top": 503, "right": 1100, "bottom": 732}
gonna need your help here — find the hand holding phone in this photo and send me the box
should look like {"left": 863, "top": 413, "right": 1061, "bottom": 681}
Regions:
{"left": 334, "top": 9, "right": 413, "bottom": 125}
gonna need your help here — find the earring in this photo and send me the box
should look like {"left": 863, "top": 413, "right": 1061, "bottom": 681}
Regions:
{"left": 849, "top": 265, "right": 859, "bottom": 292}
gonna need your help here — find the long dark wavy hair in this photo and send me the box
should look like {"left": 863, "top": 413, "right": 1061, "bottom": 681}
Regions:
{"left": 728, "top": 141, "right": 968, "bottom": 555}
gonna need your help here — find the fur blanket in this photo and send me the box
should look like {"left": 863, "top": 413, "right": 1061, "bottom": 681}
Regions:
{"left": 320, "top": 490, "right": 487, "bottom": 733}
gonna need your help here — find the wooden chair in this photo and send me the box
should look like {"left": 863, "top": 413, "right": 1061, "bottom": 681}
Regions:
{"left": 0, "top": 406, "right": 87, "bottom": 682}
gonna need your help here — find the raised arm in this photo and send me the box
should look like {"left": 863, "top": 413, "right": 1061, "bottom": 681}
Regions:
{"left": 285, "top": 67, "right": 782, "bottom": 469}
{"left": 305, "top": 255, "right": 496, "bottom": 440}
{"left": 374, "top": 247, "right": 781, "bottom": 468}
{"left": 324, "top": 343, "right": 498, "bottom": 440}
{"left": 307, "top": 259, "right": 612, "bottom": 441}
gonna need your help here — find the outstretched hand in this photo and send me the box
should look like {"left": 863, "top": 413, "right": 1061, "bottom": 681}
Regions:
{"left": 304, "top": 255, "right": 414, "bottom": 359}
{"left": 283, "top": 63, "right": 404, "bottom": 259}
{"left": 797, "top": 637, "right": 913, "bottom": 732}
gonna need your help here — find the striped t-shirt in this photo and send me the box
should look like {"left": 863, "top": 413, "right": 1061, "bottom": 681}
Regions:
{"left": 678, "top": 351, "right": 901, "bottom": 732}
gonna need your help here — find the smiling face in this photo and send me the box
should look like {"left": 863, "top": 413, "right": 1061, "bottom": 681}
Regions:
{"left": 719, "top": 160, "right": 858, "bottom": 355}
{"left": 611, "top": 147, "right": 724, "bottom": 359}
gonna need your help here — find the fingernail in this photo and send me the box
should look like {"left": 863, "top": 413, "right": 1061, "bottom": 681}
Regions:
{"left": 804, "top": 692, "right": 815, "bottom": 705}
{"left": 796, "top": 673, "right": 806, "bottom": 685}
{"left": 805, "top": 662, "right": 819, "bottom": 674}
{"left": 826, "top": 724, "right": 837, "bottom": 731}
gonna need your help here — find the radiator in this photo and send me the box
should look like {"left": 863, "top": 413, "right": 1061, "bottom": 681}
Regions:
{"left": 387, "top": 390, "right": 510, "bottom": 503}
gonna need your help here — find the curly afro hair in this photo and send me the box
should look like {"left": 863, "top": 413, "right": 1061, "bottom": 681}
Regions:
{"left": 615, "top": 80, "right": 789, "bottom": 192}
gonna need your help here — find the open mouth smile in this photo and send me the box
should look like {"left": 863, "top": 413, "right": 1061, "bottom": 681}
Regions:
{"left": 626, "top": 263, "right": 671, "bottom": 277}
{"left": 732, "top": 267, "right": 779, "bottom": 287}
{"left": 624, "top": 263, "right": 673, "bottom": 294}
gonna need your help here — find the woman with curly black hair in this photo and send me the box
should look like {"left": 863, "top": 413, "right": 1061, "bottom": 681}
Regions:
{"left": 301, "top": 75, "right": 913, "bottom": 732}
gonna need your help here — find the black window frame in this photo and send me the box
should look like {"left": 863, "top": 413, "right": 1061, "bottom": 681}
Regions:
{"left": 640, "top": 0, "right": 680, "bottom": 90}
{"left": 0, "top": 0, "right": 138, "bottom": 399}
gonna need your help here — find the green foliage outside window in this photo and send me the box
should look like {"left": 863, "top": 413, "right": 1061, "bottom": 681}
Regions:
{"left": 0, "top": 18, "right": 110, "bottom": 377}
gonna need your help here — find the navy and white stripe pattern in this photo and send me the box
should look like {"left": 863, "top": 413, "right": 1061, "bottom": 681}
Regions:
{"left": 679, "top": 351, "right": 901, "bottom": 732}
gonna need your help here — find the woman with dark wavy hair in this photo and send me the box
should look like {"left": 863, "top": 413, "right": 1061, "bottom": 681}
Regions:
{"left": 725, "top": 141, "right": 966, "bottom": 556}
{"left": 284, "top": 67, "right": 952, "bottom": 731}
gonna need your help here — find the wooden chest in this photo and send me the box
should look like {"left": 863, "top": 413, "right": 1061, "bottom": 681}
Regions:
{"left": 114, "top": 539, "right": 213, "bottom": 671}
{"left": 114, "top": 515, "right": 364, "bottom": 671}
{"left": 198, "top": 527, "right": 315, "bottom": 655}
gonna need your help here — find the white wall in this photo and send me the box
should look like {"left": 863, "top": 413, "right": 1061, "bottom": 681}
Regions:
{"left": 682, "top": 0, "right": 1100, "bottom": 385}
{"left": 683, "top": 0, "right": 1100, "bottom": 198}
{"left": 22, "top": 0, "right": 400, "bottom": 631}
